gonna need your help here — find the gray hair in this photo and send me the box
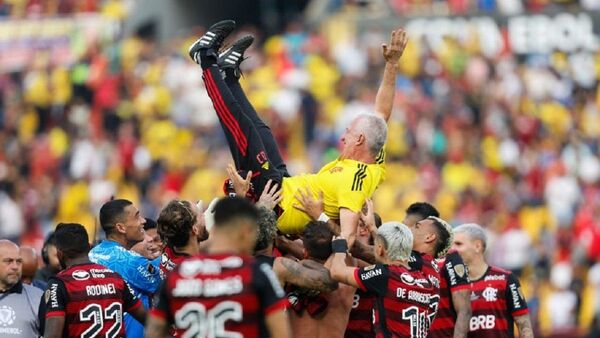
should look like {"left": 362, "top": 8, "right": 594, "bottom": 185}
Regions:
{"left": 254, "top": 207, "right": 278, "bottom": 252}
{"left": 376, "top": 221, "right": 413, "bottom": 261}
{"left": 454, "top": 223, "right": 487, "bottom": 252}
{"left": 354, "top": 113, "right": 387, "bottom": 157}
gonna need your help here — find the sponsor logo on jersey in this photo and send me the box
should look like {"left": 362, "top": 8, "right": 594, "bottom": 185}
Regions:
{"left": 454, "top": 264, "right": 465, "bottom": 278}
{"left": 482, "top": 287, "right": 498, "bottom": 302}
{"left": 446, "top": 261, "right": 457, "bottom": 285}
{"left": 470, "top": 291, "right": 479, "bottom": 301}
{"left": 510, "top": 283, "right": 521, "bottom": 308}
{"left": 484, "top": 274, "right": 505, "bottom": 281}
{"left": 329, "top": 166, "right": 343, "bottom": 174}
{"left": 470, "top": 315, "right": 496, "bottom": 330}
{"left": 361, "top": 268, "right": 382, "bottom": 280}
{"left": 72, "top": 270, "right": 90, "bottom": 281}
{"left": 400, "top": 273, "right": 429, "bottom": 288}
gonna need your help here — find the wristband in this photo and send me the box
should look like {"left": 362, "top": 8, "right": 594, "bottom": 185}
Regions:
{"left": 318, "top": 213, "right": 330, "bottom": 223}
{"left": 331, "top": 239, "right": 348, "bottom": 253}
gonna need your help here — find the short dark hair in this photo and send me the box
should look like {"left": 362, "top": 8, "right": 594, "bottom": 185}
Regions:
{"left": 54, "top": 223, "right": 90, "bottom": 258}
{"left": 303, "top": 221, "right": 334, "bottom": 261}
{"left": 405, "top": 202, "right": 439, "bottom": 220}
{"left": 144, "top": 218, "right": 157, "bottom": 231}
{"left": 99, "top": 199, "right": 133, "bottom": 234}
{"left": 374, "top": 212, "right": 382, "bottom": 228}
{"left": 157, "top": 200, "right": 196, "bottom": 248}
{"left": 254, "top": 207, "right": 278, "bottom": 252}
{"left": 213, "top": 197, "right": 258, "bottom": 228}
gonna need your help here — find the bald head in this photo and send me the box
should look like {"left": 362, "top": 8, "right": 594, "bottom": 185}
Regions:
{"left": 0, "top": 240, "right": 18, "bottom": 251}
{"left": 19, "top": 247, "right": 38, "bottom": 285}
{"left": 0, "top": 240, "right": 22, "bottom": 291}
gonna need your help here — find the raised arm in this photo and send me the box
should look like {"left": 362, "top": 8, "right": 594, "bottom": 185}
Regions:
{"left": 329, "top": 237, "right": 360, "bottom": 288}
{"left": 374, "top": 29, "right": 408, "bottom": 122}
{"left": 273, "top": 257, "right": 338, "bottom": 292}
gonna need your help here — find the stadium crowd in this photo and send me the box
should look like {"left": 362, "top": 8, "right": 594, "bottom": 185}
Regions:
{"left": 1, "top": 0, "right": 600, "bottom": 337}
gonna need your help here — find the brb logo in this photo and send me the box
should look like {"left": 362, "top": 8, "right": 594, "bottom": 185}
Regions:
{"left": 470, "top": 315, "right": 496, "bottom": 331}
{"left": 0, "top": 305, "right": 16, "bottom": 326}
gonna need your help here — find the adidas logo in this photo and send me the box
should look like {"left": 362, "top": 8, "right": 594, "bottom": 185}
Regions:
{"left": 222, "top": 51, "right": 242, "bottom": 65}
{"left": 198, "top": 31, "right": 216, "bottom": 46}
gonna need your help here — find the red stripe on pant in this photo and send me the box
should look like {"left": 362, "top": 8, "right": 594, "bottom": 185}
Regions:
{"left": 203, "top": 73, "right": 246, "bottom": 152}
{"left": 203, "top": 69, "right": 248, "bottom": 156}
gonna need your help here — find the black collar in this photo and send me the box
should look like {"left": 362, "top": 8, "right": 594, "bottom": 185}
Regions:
{"left": 0, "top": 281, "right": 23, "bottom": 294}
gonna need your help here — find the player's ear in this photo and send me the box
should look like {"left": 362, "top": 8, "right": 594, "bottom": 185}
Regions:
{"left": 356, "top": 133, "right": 365, "bottom": 146}
{"left": 114, "top": 222, "right": 127, "bottom": 234}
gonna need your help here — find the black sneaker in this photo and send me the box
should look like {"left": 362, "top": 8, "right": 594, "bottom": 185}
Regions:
{"left": 218, "top": 35, "right": 255, "bottom": 76}
{"left": 188, "top": 20, "right": 236, "bottom": 64}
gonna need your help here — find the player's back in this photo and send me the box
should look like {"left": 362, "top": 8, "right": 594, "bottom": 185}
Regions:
{"left": 48, "top": 263, "right": 140, "bottom": 338}
{"left": 155, "top": 253, "right": 288, "bottom": 338}
{"left": 376, "top": 265, "right": 439, "bottom": 338}
{"left": 290, "top": 281, "right": 356, "bottom": 338}
{"left": 345, "top": 288, "right": 375, "bottom": 338}
{"left": 278, "top": 157, "right": 386, "bottom": 234}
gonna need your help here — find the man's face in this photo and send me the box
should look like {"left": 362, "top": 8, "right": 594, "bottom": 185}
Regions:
{"left": 452, "top": 232, "right": 478, "bottom": 264}
{"left": 191, "top": 202, "right": 209, "bottom": 242}
{"left": 407, "top": 219, "right": 436, "bottom": 249}
{"left": 0, "top": 244, "right": 22, "bottom": 290}
{"left": 145, "top": 228, "right": 164, "bottom": 251}
{"left": 339, "top": 118, "right": 362, "bottom": 157}
{"left": 131, "top": 232, "right": 161, "bottom": 260}
{"left": 123, "top": 204, "right": 146, "bottom": 243}
{"left": 373, "top": 237, "right": 386, "bottom": 264}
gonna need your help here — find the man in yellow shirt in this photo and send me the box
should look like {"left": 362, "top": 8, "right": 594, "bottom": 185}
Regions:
{"left": 189, "top": 20, "right": 407, "bottom": 246}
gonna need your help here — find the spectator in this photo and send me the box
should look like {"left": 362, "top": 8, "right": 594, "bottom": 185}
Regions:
{"left": 0, "top": 240, "right": 43, "bottom": 337}
{"left": 89, "top": 199, "right": 160, "bottom": 338}
{"left": 0, "top": 183, "right": 24, "bottom": 243}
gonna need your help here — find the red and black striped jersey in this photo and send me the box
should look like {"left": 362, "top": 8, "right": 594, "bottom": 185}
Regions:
{"left": 354, "top": 264, "right": 439, "bottom": 338}
{"left": 151, "top": 253, "right": 289, "bottom": 338}
{"left": 467, "top": 266, "right": 528, "bottom": 338}
{"left": 159, "top": 246, "right": 190, "bottom": 279}
{"left": 41, "top": 263, "right": 142, "bottom": 338}
{"left": 345, "top": 288, "right": 375, "bottom": 338}
{"left": 430, "top": 250, "right": 470, "bottom": 338}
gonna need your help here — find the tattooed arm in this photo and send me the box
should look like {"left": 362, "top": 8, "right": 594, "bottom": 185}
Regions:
{"left": 273, "top": 257, "right": 338, "bottom": 292}
{"left": 451, "top": 289, "right": 472, "bottom": 338}
{"left": 514, "top": 314, "right": 534, "bottom": 338}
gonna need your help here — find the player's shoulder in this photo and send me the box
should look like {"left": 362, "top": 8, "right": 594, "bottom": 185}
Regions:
{"left": 489, "top": 265, "right": 512, "bottom": 276}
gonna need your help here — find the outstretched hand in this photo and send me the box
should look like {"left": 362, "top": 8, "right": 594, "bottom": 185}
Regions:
{"left": 293, "top": 188, "right": 324, "bottom": 221}
{"left": 382, "top": 28, "right": 408, "bottom": 63}
{"left": 226, "top": 163, "right": 252, "bottom": 197}
{"left": 256, "top": 179, "right": 282, "bottom": 210}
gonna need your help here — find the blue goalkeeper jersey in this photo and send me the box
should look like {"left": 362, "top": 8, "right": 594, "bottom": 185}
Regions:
{"left": 89, "top": 240, "right": 161, "bottom": 338}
